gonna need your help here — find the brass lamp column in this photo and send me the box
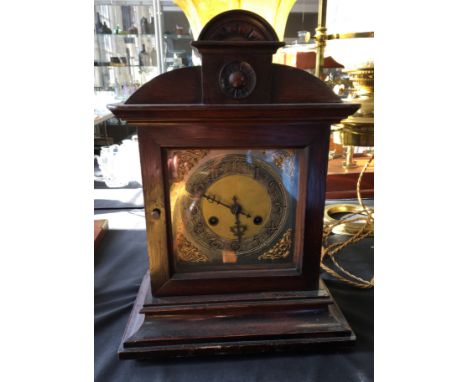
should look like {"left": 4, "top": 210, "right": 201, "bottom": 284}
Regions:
{"left": 314, "top": 0, "right": 374, "bottom": 169}
{"left": 314, "top": 0, "right": 327, "bottom": 79}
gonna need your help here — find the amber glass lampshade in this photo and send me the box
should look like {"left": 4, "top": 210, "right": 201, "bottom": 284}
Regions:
{"left": 174, "top": 0, "right": 297, "bottom": 40}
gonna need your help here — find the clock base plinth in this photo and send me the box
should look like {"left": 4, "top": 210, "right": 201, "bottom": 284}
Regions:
{"left": 118, "top": 272, "right": 355, "bottom": 360}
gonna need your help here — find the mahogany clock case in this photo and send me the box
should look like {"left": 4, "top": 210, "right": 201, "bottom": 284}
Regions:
{"left": 133, "top": 122, "right": 336, "bottom": 298}
{"left": 109, "top": 10, "right": 359, "bottom": 359}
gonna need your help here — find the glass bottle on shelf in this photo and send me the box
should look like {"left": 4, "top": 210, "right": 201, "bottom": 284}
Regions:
{"left": 95, "top": 12, "right": 103, "bottom": 33}
{"left": 128, "top": 24, "right": 138, "bottom": 35}
{"left": 140, "top": 17, "right": 149, "bottom": 35}
{"left": 101, "top": 22, "right": 111, "bottom": 34}
{"left": 150, "top": 48, "right": 157, "bottom": 66}
{"left": 124, "top": 37, "right": 137, "bottom": 66}
{"left": 139, "top": 44, "right": 151, "bottom": 67}
{"left": 148, "top": 16, "right": 155, "bottom": 34}
{"left": 95, "top": 12, "right": 111, "bottom": 34}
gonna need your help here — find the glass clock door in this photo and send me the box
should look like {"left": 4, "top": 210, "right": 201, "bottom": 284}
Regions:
{"left": 166, "top": 148, "right": 305, "bottom": 272}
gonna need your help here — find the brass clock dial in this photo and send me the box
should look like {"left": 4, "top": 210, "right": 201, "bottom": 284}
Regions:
{"left": 169, "top": 149, "right": 299, "bottom": 268}
{"left": 202, "top": 174, "right": 271, "bottom": 242}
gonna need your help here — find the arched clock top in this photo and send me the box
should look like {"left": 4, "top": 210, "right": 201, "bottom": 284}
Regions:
{"left": 125, "top": 67, "right": 201, "bottom": 104}
{"left": 111, "top": 9, "right": 356, "bottom": 113}
{"left": 123, "top": 64, "right": 342, "bottom": 105}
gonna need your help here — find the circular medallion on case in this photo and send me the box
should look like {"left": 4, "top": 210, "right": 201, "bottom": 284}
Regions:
{"left": 219, "top": 61, "right": 256, "bottom": 99}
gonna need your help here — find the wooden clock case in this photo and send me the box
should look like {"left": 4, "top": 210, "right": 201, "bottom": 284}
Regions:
{"left": 109, "top": 10, "right": 359, "bottom": 359}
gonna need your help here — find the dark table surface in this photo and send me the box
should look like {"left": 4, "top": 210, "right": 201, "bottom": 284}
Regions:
{"left": 94, "top": 204, "right": 373, "bottom": 382}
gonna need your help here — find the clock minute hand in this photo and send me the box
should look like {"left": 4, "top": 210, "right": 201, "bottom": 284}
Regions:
{"left": 202, "top": 193, "right": 232, "bottom": 210}
{"left": 203, "top": 193, "right": 251, "bottom": 218}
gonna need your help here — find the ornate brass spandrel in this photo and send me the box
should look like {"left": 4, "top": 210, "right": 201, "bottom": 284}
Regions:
{"left": 171, "top": 149, "right": 209, "bottom": 183}
{"left": 271, "top": 149, "right": 295, "bottom": 178}
{"left": 176, "top": 232, "right": 209, "bottom": 263}
{"left": 258, "top": 228, "right": 293, "bottom": 260}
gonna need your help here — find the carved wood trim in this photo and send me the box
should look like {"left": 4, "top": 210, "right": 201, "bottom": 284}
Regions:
{"left": 197, "top": 10, "right": 279, "bottom": 42}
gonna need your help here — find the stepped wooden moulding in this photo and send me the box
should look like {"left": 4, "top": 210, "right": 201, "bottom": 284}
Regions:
{"left": 109, "top": 10, "right": 359, "bottom": 359}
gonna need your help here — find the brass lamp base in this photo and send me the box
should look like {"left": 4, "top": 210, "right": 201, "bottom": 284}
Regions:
{"left": 324, "top": 203, "right": 374, "bottom": 236}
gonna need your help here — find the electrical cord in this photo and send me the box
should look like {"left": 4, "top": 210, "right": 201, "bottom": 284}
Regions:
{"left": 321, "top": 154, "right": 374, "bottom": 288}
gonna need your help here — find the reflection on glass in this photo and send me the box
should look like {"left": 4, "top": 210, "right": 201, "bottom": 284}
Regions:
{"left": 166, "top": 148, "right": 301, "bottom": 272}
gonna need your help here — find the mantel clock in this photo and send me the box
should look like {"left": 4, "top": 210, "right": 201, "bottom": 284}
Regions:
{"left": 109, "top": 10, "right": 359, "bottom": 359}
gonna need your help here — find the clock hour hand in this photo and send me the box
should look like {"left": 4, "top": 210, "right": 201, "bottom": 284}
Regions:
{"left": 229, "top": 195, "right": 252, "bottom": 219}
{"left": 230, "top": 196, "right": 247, "bottom": 243}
